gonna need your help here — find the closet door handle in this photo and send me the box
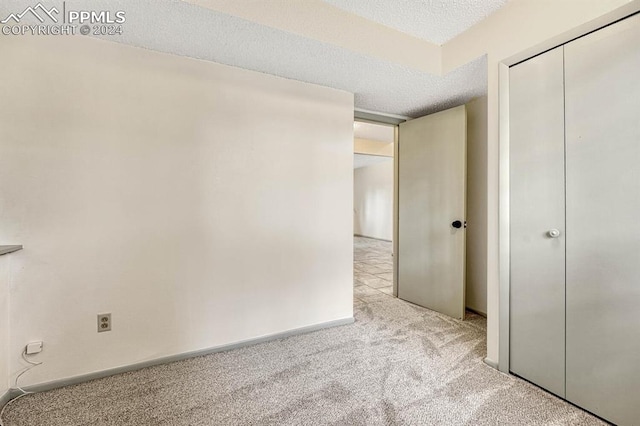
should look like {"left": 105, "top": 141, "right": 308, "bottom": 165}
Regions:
{"left": 548, "top": 229, "right": 561, "bottom": 238}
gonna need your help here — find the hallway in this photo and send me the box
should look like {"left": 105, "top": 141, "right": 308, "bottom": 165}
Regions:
{"left": 354, "top": 236, "right": 394, "bottom": 298}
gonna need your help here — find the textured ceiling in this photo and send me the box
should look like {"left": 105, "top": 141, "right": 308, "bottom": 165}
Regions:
{"left": 354, "top": 122, "right": 395, "bottom": 143}
{"left": 323, "top": 0, "right": 509, "bottom": 45}
{"left": 0, "top": 0, "right": 489, "bottom": 117}
{"left": 354, "top": 154, "right": 392, "bottom": 169}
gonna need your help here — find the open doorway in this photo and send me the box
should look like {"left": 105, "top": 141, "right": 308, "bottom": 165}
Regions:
{"left": 352, "top": 120, "right": 396, "bottom": 299}
{"left": 353, "top": 99, "right": 488, "bottom": 321}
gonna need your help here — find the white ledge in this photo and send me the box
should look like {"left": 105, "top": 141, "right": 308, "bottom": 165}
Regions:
{"left": 0, "top": 245, "right": 23, "bottom": 256}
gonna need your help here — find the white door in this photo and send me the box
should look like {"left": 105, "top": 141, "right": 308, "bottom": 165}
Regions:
{"left": 509, "top": 46, "right": 566, "bottom": 398}
{"left": 397, "top": 105, "right": 467, "bottom": 320}
{"left": 564, "top": 14, "right": 640, "bottom": 425}
{"left": 508, "top": 13, "right": 640, "bottom": 425}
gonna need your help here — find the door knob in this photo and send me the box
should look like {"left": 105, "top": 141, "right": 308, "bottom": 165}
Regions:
{"left": 548, "top": 229, "right": 561, "bottom": 238}
{"left": 452, "top": 220, "right": 463, "bottom": 229}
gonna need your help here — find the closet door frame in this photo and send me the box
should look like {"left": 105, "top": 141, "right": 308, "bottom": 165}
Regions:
{"left": 496, "top": 8, "right": 640, "bottom": 374}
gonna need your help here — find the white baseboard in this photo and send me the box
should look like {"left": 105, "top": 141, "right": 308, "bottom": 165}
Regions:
{"left": 0, "top": 389, "right": 10, "bottom": 412}
{"left": 354, "top": 234, "right": 392, "bottom": 242}
{"left": 7, "top": 317, "right": 355, "bottom": 399}
{"left": 484, "top": 357, "right": 499, "bottom": 369}
{"left": 466, "top": 308, "right": 487, "bottom": 318}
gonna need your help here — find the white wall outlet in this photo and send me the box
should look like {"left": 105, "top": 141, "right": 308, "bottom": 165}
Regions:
{"left": 26, "top": 341, "right": 43, "bottom": 355}
{"left": 97, "top": 313, "right": 111, "bottom": 332}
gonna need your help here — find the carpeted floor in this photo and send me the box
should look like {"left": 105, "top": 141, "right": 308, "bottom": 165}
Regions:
{"left": 1, "top": 238, "right": 604, "bottom": 425}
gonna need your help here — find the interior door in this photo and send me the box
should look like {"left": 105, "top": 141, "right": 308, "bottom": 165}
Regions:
{"left": 509, "top": 46, "right": 566, "bottom": 397}
{"left": 564, "top": 14, "right": 640, "bottom": 425}
{"left": 397, "top": 105, "right": 466, "bottom": 320}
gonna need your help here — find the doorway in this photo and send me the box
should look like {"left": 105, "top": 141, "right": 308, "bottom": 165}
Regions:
{"left": 352, "top": 101, "right": 488, "bottom": 320}
{"left": 353, "top": 120, "right": 396, "bottom": 299}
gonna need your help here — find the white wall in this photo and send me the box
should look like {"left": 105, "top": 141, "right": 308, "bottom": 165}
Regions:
{"left": 354, "top": 160, "right": 394, "bottom": 241}
{"left": 465, "top": 97, "right": 488, "bottom": 315}
{"left": 443, "top": 0, "right": 638, "bottom": 366}
{"left": 0, "top": 257, "right": 9, "bottom": 397}
{"left": 0, "top": 35, "right": 354, "bottom": 387}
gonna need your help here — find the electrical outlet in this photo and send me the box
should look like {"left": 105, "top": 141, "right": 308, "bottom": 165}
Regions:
{"left": 97, "top": 313, "right": 111, "bottom": 332}
{"left": 26, "top": 341, "right": 43, "bottom": 355}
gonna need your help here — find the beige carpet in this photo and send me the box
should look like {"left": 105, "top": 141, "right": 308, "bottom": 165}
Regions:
{"left": 1, "top": 238, "right": 604, "bottom": 425}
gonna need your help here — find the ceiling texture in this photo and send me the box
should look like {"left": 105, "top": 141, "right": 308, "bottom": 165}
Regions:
{"left": 0, "top": 0, "right": 509, "bottom": 117}
{"left": 324, "top": 0, "right": 509, "bottom": 45}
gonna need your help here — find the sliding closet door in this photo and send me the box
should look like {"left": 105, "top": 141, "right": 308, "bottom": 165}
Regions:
{"left": 565, "top": 14, "right": 640, "bottom": 425}
{"left": 509, "top": 46, "right": 566, "bottom": 397}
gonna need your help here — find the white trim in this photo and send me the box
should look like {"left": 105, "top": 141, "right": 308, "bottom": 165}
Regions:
{"left": 392, "top": 125, "right": 399, "bottom": 298}
{"left": 355, "top": 108, "right": 409, "bottom": 125}
{"left": 0, "top": 390, "right": 10, "bottom": 412}
{"left": 498, "top": 62, "right": 510, "bottom": 373}
{"left": 483, "top": 357, "right": 498, "bottom": 369}
{"left": 0, "top": 246, "right": 22, "bottom": 256}
{"left": 354, "top": 234, "right": 391, "bottom": 243}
